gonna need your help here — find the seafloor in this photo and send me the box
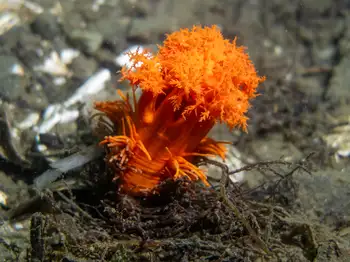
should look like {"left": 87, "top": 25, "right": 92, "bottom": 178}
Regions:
{"left": 0, "top": 0, "right": 350, "bottom": 261}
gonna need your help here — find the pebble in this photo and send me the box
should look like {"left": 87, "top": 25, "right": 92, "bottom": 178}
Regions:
{"left": 0, "top": 55, "right": 26, "bottom": 101}
{"left": 69, "top": 54, "right": 98, "bottom": 79}
{"left": 30, "top": 12, "right": 61, "bottom": 40}
{"left": 0, "top": 190, "right": 8, "bottom": 208}
{"left": 69, "top": 30, "right": 103, "bottom": 54}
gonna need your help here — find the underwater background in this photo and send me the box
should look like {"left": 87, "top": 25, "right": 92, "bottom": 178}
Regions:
{"left": 0, "top": 0, "right": 349, "bottom": 261}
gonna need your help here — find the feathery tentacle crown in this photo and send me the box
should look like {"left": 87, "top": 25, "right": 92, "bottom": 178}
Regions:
{"left": 95, "top": 25, "right": 265, "bottom": 195}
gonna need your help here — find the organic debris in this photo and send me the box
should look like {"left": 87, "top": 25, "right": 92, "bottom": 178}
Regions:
{"left": 3, "top": 153, "right": 346, "bottom": 261}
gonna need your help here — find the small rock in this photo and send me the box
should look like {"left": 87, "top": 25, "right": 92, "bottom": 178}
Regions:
{"left": 21, "top": 86, "right": 49, "bottom": 111}
{"left": 38, "top": 133, "right": 64, "bottom": 150}
{"left": 328, "top": 56, "right": 350, "bottom": 103}
{"left": 69, "top": 30, "right": 103, "bottom": 54}
{"left": 0, "top": 55, "right": 27, "bottom": 101}
{"left": 300, "top": 0, "right": 333, "bottom": 15}
{"left": 14, "top": 27, "right": 47, "bottom": 68}
{"left": 89, "top": 15, "right": 130, "bottom": 52}
{"left": 250, "top": 133, "right": 303, "bottom": 162}
{"left": 31, "top": 12, "right": 61, "bottom": 40}
{"left": 127, "top": 17, "right": 178, "bottom": 42}
{"left": 62, "top": 11, "right": 87, "bottom": 34}
{"left": 0, "top": 103, "right": 35, "bottom": 167}
{"left": 69, "top": 55, "right": 98, "bottom": 80}
{"left": 0, "top": 25, "right": 24, "bottom": 50}
{"left": 79, "top": 1, "right": 119, "bottom": 22}
{"left": 95, "top": 48, "right": 120, "bottom": 72}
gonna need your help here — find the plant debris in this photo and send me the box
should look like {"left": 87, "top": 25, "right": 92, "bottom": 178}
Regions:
{"left": 2, "top": 153, "right": 346, "bottom": 261}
